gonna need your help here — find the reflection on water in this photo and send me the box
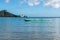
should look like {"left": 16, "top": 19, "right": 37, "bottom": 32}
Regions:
{"left": 0, "top": 17, "right": 60, "bottom": 40}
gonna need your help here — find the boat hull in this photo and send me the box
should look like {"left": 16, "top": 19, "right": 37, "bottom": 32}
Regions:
{"left": 24, "top": 19, "right": 50, "bottom": 22}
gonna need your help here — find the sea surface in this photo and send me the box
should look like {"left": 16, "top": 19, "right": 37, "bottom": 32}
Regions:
{"left": 0, "top": 17, "right": 60, "bottom": 40}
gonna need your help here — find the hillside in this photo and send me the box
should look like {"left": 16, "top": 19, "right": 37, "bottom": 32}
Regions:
{"left": 0, "top": 10, "right": 20, "bottom": 17}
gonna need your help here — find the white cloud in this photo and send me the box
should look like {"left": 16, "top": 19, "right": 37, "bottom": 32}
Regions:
{"left": 20, "top": 0, "right": 40, "bottom": 6}
{"left": 27, "top": 0, "right": 40, "bottom": 6}
{"left": 34, "top": 0, "right": 40, "bottom": 5}
{"left": 44, "top": 0, "right": 60, "bottom": 8}
{"left": 28, "top": 2, "right": 34, "bottom": 6}
{"left": 19, "top": 0, "right": 40, "bottom": 6}
{"left": 5, "top": 0, "right": 10, "bottom": 3}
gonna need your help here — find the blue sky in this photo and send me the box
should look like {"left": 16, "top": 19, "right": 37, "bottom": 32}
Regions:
{"left": 0, "top": 0, "right": 60, "bottom": 17}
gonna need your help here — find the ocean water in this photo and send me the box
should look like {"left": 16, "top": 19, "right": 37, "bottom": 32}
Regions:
{"left": 0, "top": 17, "right": 60, "bottom": 40}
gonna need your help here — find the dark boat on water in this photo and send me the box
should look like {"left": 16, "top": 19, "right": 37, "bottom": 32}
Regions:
{"left": 24, "top": 19, "right": 31, "bottom": 22}
{"left": 24, "top": 18, "right": 50, "bottom": 22}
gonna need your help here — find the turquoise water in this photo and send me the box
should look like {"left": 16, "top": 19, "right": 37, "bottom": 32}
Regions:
{"left": 0, "top": 17, "right": 60, "bottom": 40}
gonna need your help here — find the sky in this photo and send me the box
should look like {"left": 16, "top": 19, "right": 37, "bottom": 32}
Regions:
{"left": 0, "top": 0, "right": 60, "bottom": 17}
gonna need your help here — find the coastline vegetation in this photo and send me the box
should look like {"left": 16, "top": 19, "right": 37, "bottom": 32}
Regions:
{"left": 0, "top": 10, "right": 27, "bottom": 18}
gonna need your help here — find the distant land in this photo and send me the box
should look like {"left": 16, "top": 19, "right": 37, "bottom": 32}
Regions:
{"left": 0, "top": 10, "right": 27, "bottom": 17}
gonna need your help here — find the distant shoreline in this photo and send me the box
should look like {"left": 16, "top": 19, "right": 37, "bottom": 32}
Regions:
{"left": 1, "top": 17, "right": 60, "bottom": 18}
{"left": 0, "top": 10, "right": 27, "bottom": 17}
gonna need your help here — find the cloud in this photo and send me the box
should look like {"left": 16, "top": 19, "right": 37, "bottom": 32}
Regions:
{"left": 5, "top": 0, "right": 40, "bottom": 6}
{"left": 44, "top": 0, "right": 60, "bottom": 8}
{"left": 20, "top": 0, "right": 40, "bottom": 6}
{"left": 27, "top": 0, "right": 40, "bottom": 6}
{"left": 5, "top": 0, "right": 10, "bottom": 3}
{"left": 28, "top": 2, "right": 34, "bottom": 6}
{"left": 34, "top": 0, "right": 40, "bottom": 5}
